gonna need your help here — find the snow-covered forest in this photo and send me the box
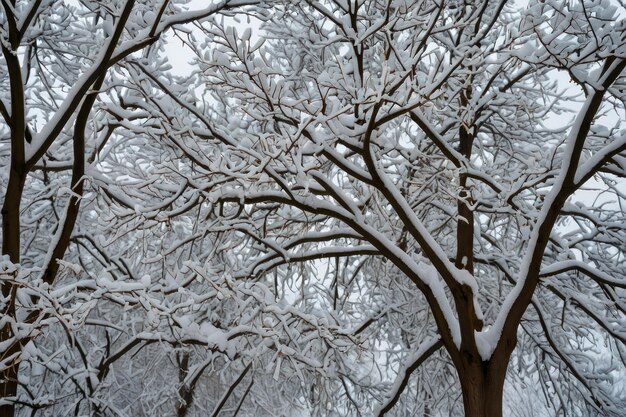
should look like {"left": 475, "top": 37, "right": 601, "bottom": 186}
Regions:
{"left": 1, "top": 1, "right": 625, "bottom": 416}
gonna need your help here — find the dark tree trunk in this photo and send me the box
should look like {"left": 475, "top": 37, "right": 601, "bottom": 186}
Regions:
{"left": 0, "top": 169, "right": 25, "bottom": 417}
{"left": 452, "top": 339, "right": 514, "bottom": 417}
{"left": 176, "top": 352, "right": 193, "bottom": 417}
{"left": 1, "top": 37, "right": 26, "bottom": 417}
{"left": 459, "top": 361, "right": 507, "bottom": 417}
{"left": 0, "top": 339, "right": 19, "bottom": 417}
{"left": 0, "top": 170, "right": 24, "bottom": 417}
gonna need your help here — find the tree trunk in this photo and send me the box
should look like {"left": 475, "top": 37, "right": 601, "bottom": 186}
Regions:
{"left": 176, "top": 352, "right": 193, "bottom": 417}
{"left": 457, "top": 355, "right": 509, "bottom": 417}
{"left": 0, "top": 344, "right": 18, "bottom": 417}
{"left": 1, "top": 24, "right": 27, "bottom": 415}
{"left": 0, "top": 145, "right": 25, "bottom": 417}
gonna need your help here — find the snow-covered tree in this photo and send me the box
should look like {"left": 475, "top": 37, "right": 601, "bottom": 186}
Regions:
{"left": 2, "top": 0, "right": 625, "bottom": 416}
{"left": 119, "top": 0, "right": 625, "bottom": 416}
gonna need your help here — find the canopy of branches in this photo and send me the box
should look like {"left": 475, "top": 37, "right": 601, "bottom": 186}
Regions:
{"left": 1, "top": 1, "right": 625, "bottom": 416}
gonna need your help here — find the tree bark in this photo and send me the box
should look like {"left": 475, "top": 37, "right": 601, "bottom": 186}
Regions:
{"left": 456, "top": 350, "right": 511, "bottom": 417}
{"left": 176, "top": 352, "right": 193, "bottom": 417}
{"left": 1, "top": 19, "right": 27, "bottom": 415}
{"left": 0, "top": 337, "right": 19, "bottom": 417}
{"left": 0, "top": 142, "right": 24, "bottom": 417}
